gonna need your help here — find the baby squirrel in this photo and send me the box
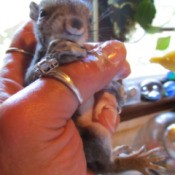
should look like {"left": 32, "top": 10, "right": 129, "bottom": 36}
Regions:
{"left": 25, "top": 0, "right": 166, "bottom": 174}
{"left": 25, "top": 0, "right": 90, "bottom": 84}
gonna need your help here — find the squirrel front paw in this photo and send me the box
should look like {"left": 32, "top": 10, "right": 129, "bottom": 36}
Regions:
{"left": 46, "top": 39, "right": 87, "bottom": 64}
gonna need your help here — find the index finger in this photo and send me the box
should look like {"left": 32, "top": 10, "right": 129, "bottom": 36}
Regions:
{"left": 4, "top": 21, "right": 36, "bottom": 83}
{"left": 0, "top": 21, "right": 36, "bottom": 101}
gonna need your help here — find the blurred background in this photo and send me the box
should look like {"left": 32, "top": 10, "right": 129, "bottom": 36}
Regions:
{"left": 0, "top": 0, "right": 175, "bottom": 79}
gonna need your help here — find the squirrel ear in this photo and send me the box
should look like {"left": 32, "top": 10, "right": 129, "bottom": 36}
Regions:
{"left": 29, "top": 1, "right": 39, "bottom": 21}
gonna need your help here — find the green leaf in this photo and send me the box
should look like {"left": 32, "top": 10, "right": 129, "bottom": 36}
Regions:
{"left": 134, "top": 0, "right": 156, "bottom": 29}
{"left": 146, "top": 26, "right": 161, "bottom": 34}
{"left": 156, "top": 36, "right": 171, "bottom": 50}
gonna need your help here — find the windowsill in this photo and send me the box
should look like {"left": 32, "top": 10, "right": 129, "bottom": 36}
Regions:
{"left": 120, "top": 97, "right": 175, "bottom": 122}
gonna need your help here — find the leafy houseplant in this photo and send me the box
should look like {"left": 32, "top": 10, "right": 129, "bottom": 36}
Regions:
{"left": 98, "top": 0, "right": 175, "bottom": 46}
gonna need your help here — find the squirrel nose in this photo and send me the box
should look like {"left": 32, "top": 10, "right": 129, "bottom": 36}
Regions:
{"left": 65, "top": 17, "right": 85, "bottom": 36}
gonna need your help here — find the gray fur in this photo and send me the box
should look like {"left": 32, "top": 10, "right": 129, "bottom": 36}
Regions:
{"left": 25, "top": 0, "right": 92, "bottom": 84}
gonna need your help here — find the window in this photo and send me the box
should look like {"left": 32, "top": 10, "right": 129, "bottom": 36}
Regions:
{"left": 0, "top": 1, "right": 33, "bottom": 59}
{"left": 0, "top": 0, "right": 175, "bottom": 80}
{"left": 125, "top": 0, "right": 175, "bottom": 79}
{"left": 0, "top": 0, "right": 40, "bottom": 68}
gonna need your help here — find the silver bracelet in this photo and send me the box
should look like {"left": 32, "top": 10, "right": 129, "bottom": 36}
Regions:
{"left": 35, "top": 58, "right": 83, "bottom": 105}
{"left": 46, "top": 70, "right": 83, "bottom": 104}
{"left": 6, "top": 47, "right": 33, "bottom": 56}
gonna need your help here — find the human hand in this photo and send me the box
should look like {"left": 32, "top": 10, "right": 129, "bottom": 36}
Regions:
{"left": 0, "top": 21, "right": 130, "bottom": 175}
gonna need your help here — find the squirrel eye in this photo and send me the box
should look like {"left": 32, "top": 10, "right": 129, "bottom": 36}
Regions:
{"left": 88, "top": 17, "right": 92, "bottom": 24}
{"left": 40, "top": 9, "right": 47, "bottom": 17}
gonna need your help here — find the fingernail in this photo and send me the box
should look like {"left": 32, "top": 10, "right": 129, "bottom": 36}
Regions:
{"left": 84, "top": 40, "right": 130, "bottom": 79}
{"left": 100, "top": 40, "right": 127, "bottom": 65}
{"left": 86, "top": 40, "right": 126, "bottom": 65}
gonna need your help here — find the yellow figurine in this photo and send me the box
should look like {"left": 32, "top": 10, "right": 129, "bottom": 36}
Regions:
{"left": 150, "top": 51, "right": 175, "bottom": 72}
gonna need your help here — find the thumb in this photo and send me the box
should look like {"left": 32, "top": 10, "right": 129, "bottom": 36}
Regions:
{"left": 59, "top": 40, "right": 130, "bottom": 103}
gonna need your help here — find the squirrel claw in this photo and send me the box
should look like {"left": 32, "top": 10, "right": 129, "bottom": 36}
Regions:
{"left": 113, "top": 146, "right": 166, "bottom": 175}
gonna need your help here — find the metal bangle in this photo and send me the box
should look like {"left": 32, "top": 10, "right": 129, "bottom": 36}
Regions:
{"left": 6, "top": 47, "right": 33, "bottom": 56}
{"left": 45, "top": 70, "right": 83, "bottom": 105}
